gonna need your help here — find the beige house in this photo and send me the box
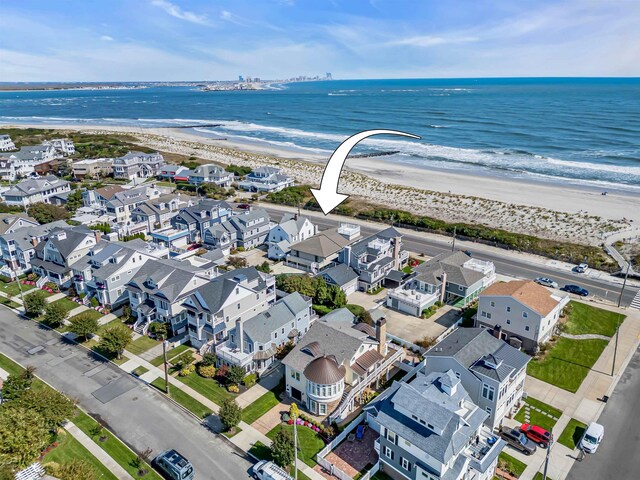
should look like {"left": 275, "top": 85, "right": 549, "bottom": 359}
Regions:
{"left": 72, "top": 158, "right": 114, "bottom": 179}
{"left": 476, "top": 280, "right": 570, "bottom": 352}
{"left": 285, "top": 223, "right": 360, "bottom": 272}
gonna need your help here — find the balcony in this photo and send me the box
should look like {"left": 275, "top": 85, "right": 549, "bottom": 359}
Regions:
{"left": 464, "top": 427, "right": 505, "bottom": 474}
{"left": 216, "top": 340, "right": 253, "bottom": 368}
{"left": 387, "top": 286, "right": 439, "bottom": 309}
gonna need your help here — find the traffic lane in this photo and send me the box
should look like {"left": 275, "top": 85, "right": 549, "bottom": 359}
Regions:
{"left": 264, "top": 206, "right": 636, "bottom": 306}
{"left": 566, "top": 347, "right": 640, "bottom": 480}
{"left": 0, "top": 309, "right": 252, "bottom": 480}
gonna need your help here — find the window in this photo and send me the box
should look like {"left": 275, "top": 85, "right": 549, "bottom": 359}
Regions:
{"left": 486, "top": 312, "right": 492, "bottom": 319}
{"left": 486, "top": 406, "right": 492, "bottom": 414}
{"left": 295, "top": 372, "right": 300, "bottom": 381}
{"left": 506, "top": 319, "right": 511, "bottom": 324}
{"left": 523, "top": 312, "right": 528, "bottom": 318}
{"left": 506, "top": 306, "right": 511, "bottom": 312}
{"left": 482, "top": 383, "right": 495, "bottom": 401}
{"left": 387, "top": 431, "right": 397, "bottom": 444}
{"left": 490, "top": 301, "right": 495, "bottom": 307}
{"left": 401, "top": 457, "right": 412, "bottom": 472}
{"left": 481, "top": 311, "right": 487, "bottom": 318}
{"left": 525, "top": 326, "right": 530, "bottom": 331}
{"left": 383, "top": 446, "right": 394, "bottom": 460}
{"left": 319, "top": 403, "right": 326, "bottom": 415}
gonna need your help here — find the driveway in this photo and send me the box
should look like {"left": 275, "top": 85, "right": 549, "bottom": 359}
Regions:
{"left": 382, "top": 305, "right": 459, "bottom": 343}
{"left": 0, "top": 307, "right": 253, "bottom": 480}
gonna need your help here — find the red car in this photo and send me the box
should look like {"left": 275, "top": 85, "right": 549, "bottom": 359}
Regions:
{"left": 520, "top": 423, "right": 552, "bottom": 448}
{"left": 237, "top": 203, "right": 251, "bottom": 210}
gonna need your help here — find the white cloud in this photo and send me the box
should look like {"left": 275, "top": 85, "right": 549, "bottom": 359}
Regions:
{"left": 387, "top": 35, "right": 478, "bottom": 48}
{"left": 100, "top": 35, "right": 114, "bottom": 41}
{"left": 151, "top": 0, "right": 209, "bottom": 26}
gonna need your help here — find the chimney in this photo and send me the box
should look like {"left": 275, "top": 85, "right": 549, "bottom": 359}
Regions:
{"left": 393, "top": 235, "right": 401, "bottom": 270}
{"left": 342, "top": 245, "right": 351, "bottom": 266}
{"left": 440, "top": 271, "right": 447, "bottom": 304}
{"left": 31, "top": 236, "right": 38, "bottom": 247}
{"left": 235, "top": 318, "right": 244, "bottom": 353}
{"left": 94, "top": 230, "right": 102, "bottom": 243}
{"left": 376, "top": 316, "right": 388, "bottom": 357}
{"left": 493, "top": 324, "right": 502, "bottom": 339}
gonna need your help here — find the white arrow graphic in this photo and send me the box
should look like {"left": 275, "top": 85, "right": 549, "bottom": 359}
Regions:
{"left": 310, "top": 129, "right": 421, "bottom": 215}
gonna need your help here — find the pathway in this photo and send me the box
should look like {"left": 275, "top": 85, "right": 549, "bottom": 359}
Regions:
{"left": 560, "top": 333, "right": 611, "bottom": 341}
{"left": 67, "top": 305, "right": 90, "bottom": 317}
{"left": 64, "top": 422, "right": 134, "bottom": 480}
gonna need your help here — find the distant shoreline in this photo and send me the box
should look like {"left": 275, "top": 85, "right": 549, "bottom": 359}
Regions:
{"left": 0, "top": 122, "right": 636, "bottom": 245}
{"left": 0, "top": 84, "right": 148, "bottom": 92}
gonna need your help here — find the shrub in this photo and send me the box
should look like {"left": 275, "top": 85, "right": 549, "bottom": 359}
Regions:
{"left": 90, "top": 297, "right": 99, "bottom": 308}
{"left": 173, "top": 351, "right": 195, "bottom": 369}
{"left": 243, "top": 373, "right": 257, "bottom": 388}
{"left": 415, "top": 336, "right": 437, "bottom": 349}
{"left": 23, "top": 290, "right": 48, "bottom": 317}
{"left": 42, "top": 302, "right": 68, "bottom": 328}
{"left": 197, "top": 364, "right": 216, "bottom": 378}
{"left": 201, "top": 353, "right": 216, "bottom": 366}
{"left": 289, "top": 403, "right": 300, "bottom": 419}
{"left": 227, "top": 365, "right": 246, "bottom": 385}
{"left": 179, "top": 364, "right": 195, "bottom": 377}
{"left": 270, "top": 427, "right": 295, "bottom": 467}
{"left": 219, "top": 398, "right": 242, "bottom": 430}
{"left": 227, "top": 384, "right": 240, "bottom": 393}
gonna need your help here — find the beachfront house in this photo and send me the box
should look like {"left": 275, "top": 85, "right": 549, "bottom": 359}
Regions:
{"left": 338, "top": 226, "right": 408, "bottom": 293}
{"left": 282, "top": 308, "right": 404, "bottom": 421}
{"left": 365, "top": 370, "right": 505, "bottom": 480}
{"left": 386, "top": 251, "right": 496, "bottom": 317}
{"left": 188, "top": 164, "right": 234, "bottom": 187}
{"left": 476, "top": 280, "right": 570, "bottom": 353}
{"left": 217, "top": 292, "right": 313, "bottom": 373}
{"left": 30, "top": 226, "right": 98, "bottom": 288}
{"left": 285, "top": 223, "right": 360, "bottom": 272}
{"left": 423, "top": 327, "right": 530, "bottom": 430}
{"left": 0, "top": 135, "right": 15, "bottom": 151}
{"left": 237, "top": 166, "right": 294, "bottom": 193}
{"left": 71, "top": 158, "right": 114, "bottom": 180}
{"left": 0, "top": 175, "right": 71, "bottom": 206}
{"left": 181, "top": 267, "right": 276, "bottom": 352}
{"left": 43, "top": 139, "right": 75, "bottom": 156}
{"left": 112, "top": 151, "right": 165, "bottom": 181}
{"left": 267, "top": 213, "right": 316, "bottom": 260}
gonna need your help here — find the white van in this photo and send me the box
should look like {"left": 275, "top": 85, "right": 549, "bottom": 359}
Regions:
{"left": 252, "top": 461, "right": 293, "bottom": 480}
{"left": 580, "top": 422, "right": 604, "bottom": 454}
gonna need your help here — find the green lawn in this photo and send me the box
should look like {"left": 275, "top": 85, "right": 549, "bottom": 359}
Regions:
{"left": 73, "top": 410, "right": 163, "bottom": 480}
{"left": 563, "top": 301, "right": 626, "bottom": 337}
{"left": 248, "top": 441, "right": 273, "bottom": 461}
{"left": 96, "top": 318, "right": 123, "bottom": 336}
{"left": 43, "top": 429, "right": 118, "bottom": 480}
{"left": 0, "top": 281, "right": 35, "bottom": 297}
{"left": 527, "top": 337, "right": 609, "bottom": 392}
{"left": 497, "top": 452, "right": 527, "bottom": 478}
{"left": 557, "top": 418, "right": 587, "bottom": 450}
{"left": 266, "top": 424, "right": 325, "bottom": 468}
{"left": 242, "top": 379, "right": 285, "bottom": 424}
{"left": 127, "top": 335, "right": 160, "bottom": 356}
{"left": 85, "top": 340, "right": 130, "bottom": 366}
{"left": 401, "top": 266, "right": 413, "bottom": 274}
{"left": 514, "top": 397, "right": 562, "bottom": 432}
{"left": 0, "top": 296, "right": 21, "bottom": 309}
{"left": 151, "top": 377, "right": 213, "bottom": 419}
{"left": 52, "top": 296, "right": 83, "bottom": 313}
{"left": 132, "top": 366, "right": 149, "bottom": 377}
{"left": 150, "top": 344, "right": 190, "bottom": 367}
{"left": 371, "top": 472, "right": 393, "bottom": 480}
{"left": 69, "top": 309, "right": 104, "bottom": 323}
{"left": 533, "top": 473, "right": 553, "bottom": 480}
{"left": 175, "top": 371, "right": 234, "bottom": 405}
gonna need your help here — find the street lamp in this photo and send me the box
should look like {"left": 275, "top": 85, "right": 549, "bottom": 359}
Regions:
{"left": 542, "top": 433, "right": 553, "bottom": 480}
{"left": 612, "top": 262, "right": 631, "bottom": 377}
{"left": 162, "top": 340, "right": 170, "bottom": 395}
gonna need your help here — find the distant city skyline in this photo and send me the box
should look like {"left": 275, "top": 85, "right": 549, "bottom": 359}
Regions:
{"left": 1, "top": 0, "right": 639, "bottom": 82}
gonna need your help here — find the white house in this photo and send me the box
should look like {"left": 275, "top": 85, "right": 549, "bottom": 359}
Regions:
{"left": 43, "top": 139, "right": 75, "bottom": 156}
{"left": 188, "top": 164, "right": 234, "bottom": 187}
{"left": 237, "top": 166, "right": 294, "bottom": 193}
{"left": 0, "top": 175, "right": 71, "bottom": 206}
{"left": 476, "top": 280, "right": 570, "bottom": 353}
{"left": 267, "top": 213, "right": 316, "bottom": 260}
{"left": 0, "top": 135, "right": 16, "bottom": 151}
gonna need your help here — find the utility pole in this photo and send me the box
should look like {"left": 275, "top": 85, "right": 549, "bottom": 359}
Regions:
{"left": 293, "top": 411, "right": 298, "bottom": 480}
{"left": 543, "top": 435, "right": 553, "bottom": 480}
{"left": 612, "top": 263, "right": 631, "bottom": 376}
{"left": 163, "top": 340, "right": 170, "bottom": 394}
{"left": 451, "top": 226, "right": 457, "bottom": 252}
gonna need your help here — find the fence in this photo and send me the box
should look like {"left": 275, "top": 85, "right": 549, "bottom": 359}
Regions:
{"left": 316, "top": 412, "right": 370, "bottom": 480}
{"left": 386, "top": 333, "right": 426, "bottom": 354}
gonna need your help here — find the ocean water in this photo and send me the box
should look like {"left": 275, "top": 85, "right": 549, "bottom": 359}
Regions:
{"left": 1, "top": 78, "right": 639, "bottom": 190}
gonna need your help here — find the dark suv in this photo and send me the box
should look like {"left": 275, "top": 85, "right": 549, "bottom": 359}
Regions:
{"left": 499, "top": 426, "right": 537, "bottom": 455}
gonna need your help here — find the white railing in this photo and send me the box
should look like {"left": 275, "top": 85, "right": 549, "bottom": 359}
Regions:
{"left": 36, "top": 276, "right": 47, "bottom": 288}
{"left": 317, "top": 412, "right": 366, "bottom": 458}
{"left": 359, "top": 462, "right": 380, "bottom": 480}
{"left": 199, "top": 339, "right": 214, "bottom": 356}
{"left": 14, "top": 462, "right": 45, "bottom": 480}
{"left": 329, "top": 346, "right": 404, "bottom": 423}
{"left": 387, "top": 286, "right": 439, "bottom": 309}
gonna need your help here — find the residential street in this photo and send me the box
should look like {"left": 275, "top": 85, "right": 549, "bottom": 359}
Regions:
{"left": 0, "top": 307, "right": 253, "bottom": 480}
{"left": 262, "top": 204, "right": 639, "bottom": 307}
{"left": 566, "top": 346, "right": 640, "bottom": 480}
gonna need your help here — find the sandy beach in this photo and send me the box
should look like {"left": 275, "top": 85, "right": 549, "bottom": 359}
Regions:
{"left": 2, "top": 123, "right": 637, "bottom": 246}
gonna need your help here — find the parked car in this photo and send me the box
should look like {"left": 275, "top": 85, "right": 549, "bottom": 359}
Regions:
{"left": 580, "top": 422, "right": 604, "bottom": 454}
{"left": 238, "top": 203, "right": 251, "bottom": 210}
{"left": 535, "top": 277, "right": 559, "bottom": 289}
{"left": 575, "top": 263, "right": 589, "bottom": 273}
{"left": 520, "top": 423, "right": 553, "bottom": 448}
{"left": 499, "top": 426, "right": 537, "bottom": 455}
{"left": 252, "top": 460, "right": 293, "bottom": 480}
{"left": 561, "top": 284, "right": 589, "bottom": 296}
{"left": 154, "top": 450, "right": 194, "bottom": 480}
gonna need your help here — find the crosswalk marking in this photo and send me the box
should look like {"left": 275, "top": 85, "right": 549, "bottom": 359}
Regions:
{"left": 630, "top": 290, "right": 640, "bottom": 310}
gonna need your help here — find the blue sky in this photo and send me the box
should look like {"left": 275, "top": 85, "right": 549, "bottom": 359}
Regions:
{"left": 1, "top": 0, "right": 638, "bottom": 81}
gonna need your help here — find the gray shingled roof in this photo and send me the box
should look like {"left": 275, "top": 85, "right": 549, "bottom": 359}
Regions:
{"left": 319, "top": 263, "right": 358, "bottom": 286}
{"left": 413, "top": 251, "right": 486, "bottom": 287}
{"left": 242, "top": 292, "right": 310, "bottom": 345}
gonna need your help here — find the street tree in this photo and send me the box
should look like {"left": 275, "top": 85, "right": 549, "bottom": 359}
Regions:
{"left": 0, "top": 405, "right": 49, "bottom": 469}
{"left": 98, "top": 324, "right": 132, "bottom": 360}
{"left": 68, "top": 313, "right": 99, "bottom": 341}
{"left": 218, "top": 398, "right": 242, "bottom": 432}
{"left": 270, "top": 427, "right": 295, "bottom": 468}
{"left": 23, "top": 290, "right": 48, "bottom": 317}
{"left": 42, "top": 301, "right": 68, "bottom": 328}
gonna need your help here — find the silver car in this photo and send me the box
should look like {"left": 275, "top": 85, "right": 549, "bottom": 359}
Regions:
{"left": 535, "top": 277, "right": 558, "bottom": 289}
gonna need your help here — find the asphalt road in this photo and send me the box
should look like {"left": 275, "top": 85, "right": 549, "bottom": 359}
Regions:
{"left": 0, "top": 308, "right": 253, "bottom": 480}
{"left": 262, "top": 205, "right": 639, "bottom": 307}
{"left": 566, "top": 346, "right": 640, "bottom": 480}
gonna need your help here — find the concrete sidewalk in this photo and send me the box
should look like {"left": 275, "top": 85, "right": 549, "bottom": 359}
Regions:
{"left": 64, "top": 422, "right": 134, "bottom": 480}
